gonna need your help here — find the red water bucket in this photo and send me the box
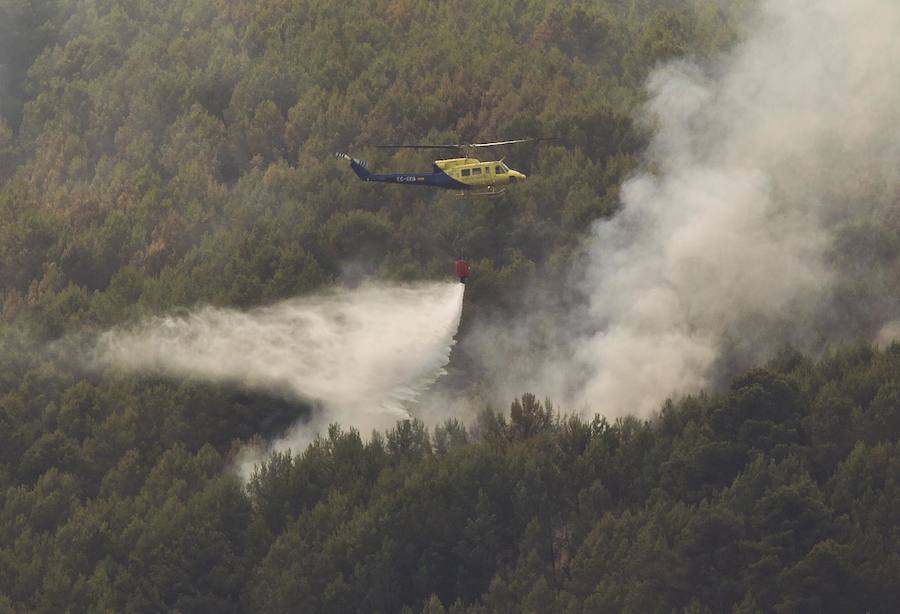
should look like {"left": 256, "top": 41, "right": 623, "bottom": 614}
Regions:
{"left": 455, "top": 259, "right": 471, "bottom": 283}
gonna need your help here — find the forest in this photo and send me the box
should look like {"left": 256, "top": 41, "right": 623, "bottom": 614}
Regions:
{"left": 2, "top": 0, "right": 900, "bottom": 611}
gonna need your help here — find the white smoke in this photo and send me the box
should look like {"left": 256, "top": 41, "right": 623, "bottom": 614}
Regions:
{"left": 92, "top": 281, "right": 465, "bottom": 477}
{"left": 874, "top": 320, "right": 900, "bottom": 350}
{"left": 465, "top": 0, "right": 900, "bottom": 417}
{"left": 573, "top": 0, "right": 900, "bottom": 415}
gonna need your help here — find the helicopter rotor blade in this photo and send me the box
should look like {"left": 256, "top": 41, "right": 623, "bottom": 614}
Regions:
{"left": 375, "top": 138, "right": 558, "bottom": 150}
{"left": 375, "top": 144, "right": 462, "bottom": 149}
{"left": 468, "top": 138, "right": 536, "bottom": 147}
{"left": 375, "top": 137, "right": 559, "bottom": 151}
{"left": 469, "top": 137, "right": 560, "bottom": 147}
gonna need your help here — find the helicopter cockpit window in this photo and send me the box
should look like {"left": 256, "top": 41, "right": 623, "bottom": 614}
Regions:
{"left": 461, "top": 169, "right": 471, "bottom": 177}
{"left": 495, "top": 165, "right": 505, "bottom": 174}
{"left": 472, "top": 167, "right": 482, "bottom": 175}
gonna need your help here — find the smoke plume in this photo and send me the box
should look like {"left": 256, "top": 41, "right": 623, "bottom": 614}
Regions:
{"left": 466, "top": 0, "right": 900, "bottom": 417}
{"left": 92, "top": 282, "right": 465, "bottom": 476}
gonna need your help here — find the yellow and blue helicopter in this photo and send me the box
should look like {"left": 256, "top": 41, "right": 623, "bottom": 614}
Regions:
{"left": 336, "top": 138, "right": 547, "bottom": 197}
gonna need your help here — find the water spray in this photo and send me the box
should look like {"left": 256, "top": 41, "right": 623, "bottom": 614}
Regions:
{"left": 91, "top": 279, "right": 467, "bottom": 476}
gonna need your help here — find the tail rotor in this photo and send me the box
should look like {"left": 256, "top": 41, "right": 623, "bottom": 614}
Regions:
{"left": 335, "top": 152, "right": 372, "bottom": 180}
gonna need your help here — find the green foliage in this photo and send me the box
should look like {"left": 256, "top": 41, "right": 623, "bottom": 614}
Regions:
{"left": 0, "top": 0, "right": 745, "bottom": 334}
{"left": 2, "top": 1, "right": 893, "bottom": 612}
{"left": 0, "top": 334, "right": 898, "bottom": 611}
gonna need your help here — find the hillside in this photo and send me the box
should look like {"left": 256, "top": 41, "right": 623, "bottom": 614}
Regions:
{"left": 2, "top": 0, "right": 900, "bottom": 612}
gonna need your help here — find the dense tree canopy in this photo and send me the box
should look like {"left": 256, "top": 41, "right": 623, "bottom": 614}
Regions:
{"left": 1, "top": 0, "right": 898, "bottom": 611}
{"left": 4, "top": 338, "right": 900, "bottom": 612}
{"left": 0, "top": 0, "right": 744, "bottom": 328}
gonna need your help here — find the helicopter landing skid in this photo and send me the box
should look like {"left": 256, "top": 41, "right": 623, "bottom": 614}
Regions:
{"left": 456, "top": 186, "right": 507, "bottom": 199}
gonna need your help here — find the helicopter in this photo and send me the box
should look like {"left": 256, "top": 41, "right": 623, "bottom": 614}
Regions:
{"left": 335, "top": 138, "right": 550, "bottom": 197}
